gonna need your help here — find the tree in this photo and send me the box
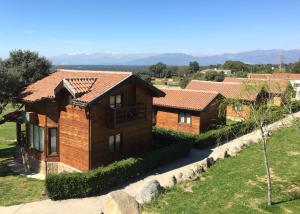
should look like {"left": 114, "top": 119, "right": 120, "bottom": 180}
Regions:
{"left": 149, "top": 62, "right": 167, "bottom": 78}
{"left": 204, "top": 70, "right": 225, "bottom": 82}
{"left": 292, "top": 60, "right": 300, "bottom": 73}
{"left": 189, "top": 61, "right": 200, "bottom": 73}
{"left": 222, "top": 80, "right": 294, "bottom": 206}
{"left": 0, "top": 50, "right": 52, "bottom": 114}
{"left": 223, "top": 60, "right": 248, "bottom": 72}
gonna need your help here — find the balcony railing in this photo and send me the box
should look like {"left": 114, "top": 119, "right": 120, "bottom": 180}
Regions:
{"left": 106, "top": 103, "right": 147, "bottom": 128}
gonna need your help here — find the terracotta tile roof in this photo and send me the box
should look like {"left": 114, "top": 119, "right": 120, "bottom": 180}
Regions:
{"left": 248, "top": 73, "right": 300, "bottom": 80}
{"left": 21, "top": 69, "right": 133, "bottom": 104}
{"left": 64, "top": 78, "right": 97, "bottom": 97}
{"left": 185, "top": 80, "right": 259, "bottom": 101}
{"left": 153, "top": 88, "right": 220, "bottom": 111}
{"left": 248, "top": 73, "right": 272, "bottom": 79}
{"left": 224, "top": 77, "right": 290, "bottom": 94}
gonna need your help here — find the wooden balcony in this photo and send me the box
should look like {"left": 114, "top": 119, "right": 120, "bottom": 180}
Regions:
{"left": 106, "top": 103, "right": 147, "bottom": 128}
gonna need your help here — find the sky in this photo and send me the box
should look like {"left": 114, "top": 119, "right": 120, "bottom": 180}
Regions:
{"left": 0, "top": 0, "right": 300, "bottom": 58}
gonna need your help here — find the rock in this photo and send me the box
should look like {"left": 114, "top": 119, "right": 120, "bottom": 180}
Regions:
{"left": 207, "top": 157, "right": 215, "bottom": 167}
{"left": 182, "top": 169, "right": 196, "bottom": 180}
{"left": 193, "top": 163, "right": 204, "bottom": 175}
{"left": 199, "top": 159, "right": 208, "bottom": 171}
{"left": 209, "top": 148, "right": 229, "bottom": 161}
{"left": 169, "top": 175, "right": 177, "bottom": 187}
{"left": 228, "top": 146, "right": 241, "bottom": 157}
{"left": 135, "top": 180, "right": 164, "bottom": 204}
{"left": 102, "top": 190, "right": 140, "bottom": 214}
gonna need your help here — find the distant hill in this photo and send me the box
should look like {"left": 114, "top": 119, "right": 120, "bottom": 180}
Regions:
{"left": 51, "top": 49, "right": 300, "bottom": 66}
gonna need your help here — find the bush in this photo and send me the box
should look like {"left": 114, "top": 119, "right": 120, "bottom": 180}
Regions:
{"left": 46, "top": 142, "right": 191, "bottom": 200}
{"left": 153, "top": 122, "right": 256, "bottom": 149}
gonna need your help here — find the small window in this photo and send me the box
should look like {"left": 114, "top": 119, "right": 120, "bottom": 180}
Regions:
{"left": 109, "top": 95, "right": 122, "bottom": 108}
{"left": 49, "top": 128, "right": 57, "bottom": 154}
{"left": 233, "top": 103, "right": 243, "bottom": 112}
{"left": 108, "top": 134, "right": 121, "bottom": 153}
{"left": 28, "top": 124, "right": 44, "bottom": 152}
{"left": 178, "top": 113, "right": 191, "bottom": 124}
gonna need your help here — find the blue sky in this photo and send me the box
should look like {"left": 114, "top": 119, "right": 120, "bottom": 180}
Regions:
{"left": 0, "top": 0, "right": 300, "bottom": 57}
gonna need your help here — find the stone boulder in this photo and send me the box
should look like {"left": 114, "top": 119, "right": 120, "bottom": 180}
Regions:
{"left": 135, "top": 180, "right": 164, "bottom": 204}
{"left": 182, "top": 168, "right": 196, "bottom": 180}
{"left": 209, "top": 147, "right": 229, "bottom": 161}
{"left": 102, "top": 190, "right": 140, "bottom": 214}
{"left": 227, "top": 146, "right": 241, "bottom": 157}
{"left": 198, "top": 159, "right": 208, "bottom": 171}
{"left": 193, "top": 163, "right": 204, "bottom": 175}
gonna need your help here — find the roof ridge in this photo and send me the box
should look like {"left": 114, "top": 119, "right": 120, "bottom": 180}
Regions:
{"left": 162, "top": 88, "right": 219, "bottom": 94}
{"left": 191, "top": 79, "right": 241, "bottom": 85}
{"left": 57, "top": 69, "right": 133, "bottom": 75}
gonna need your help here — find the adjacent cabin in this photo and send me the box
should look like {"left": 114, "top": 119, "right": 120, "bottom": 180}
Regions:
{"left": 14, "top": 69, "right": 165, "bottom": 173}
{"left": 153, "top": 88, "right": 225, "bottom": 134}
{"left": 185, "top": 80, "right": 264, "bottom": 120}
{"left": 248, "top": 73, "right": 300, "bottom": 100}
{"left": 223, "top": 77, "right": 290, "bottom": 106}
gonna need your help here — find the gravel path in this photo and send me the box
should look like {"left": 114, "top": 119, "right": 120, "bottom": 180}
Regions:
{"left": 1, "top": 112, "right": 299, "bottom": 214}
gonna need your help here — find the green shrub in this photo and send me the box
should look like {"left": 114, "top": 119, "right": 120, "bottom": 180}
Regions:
{"left": 46, "top": 142, "right": 191, "bottom": 200}
{"left": 153, "top": 122, "right": 256, "bottom": 149}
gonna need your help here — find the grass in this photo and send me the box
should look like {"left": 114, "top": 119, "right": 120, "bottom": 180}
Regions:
{"left": 143, "top": 125, "right": 300, "bottom": 214}
{"left": 0, "top": 106, "right": 45, "bottom": 206}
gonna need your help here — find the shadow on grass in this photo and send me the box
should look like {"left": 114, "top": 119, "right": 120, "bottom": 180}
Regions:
{"left": 0, "top": 146, "right": 16, "bottom": 160}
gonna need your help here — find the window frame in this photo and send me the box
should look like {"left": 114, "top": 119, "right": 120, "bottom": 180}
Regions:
{"left": 178, "top": 112, "right": 191, "bottom": 124}
{"left": 109, "top": 94, "right": 123, "bottom": 108}
{"left": 108, "top": 133, "right": 122, "bottom": 153}
{"left": 28, "top": 124, "right": 45, "bottom": 152}
{"left": 48, "top": 128, "right": 58, "bottom": 155}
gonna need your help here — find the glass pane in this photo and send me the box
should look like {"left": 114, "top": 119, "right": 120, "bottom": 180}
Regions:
{"left": 29, "top": 124, "right": 34, "bottom": 148}
{"left": 179, "top": 113, "right": 185, "bottom": 123}
{"left": 39, "top": 127, "right": 44, "bottom": 152}
{"left": 186, "top": 113, "right": 191, "bottom": 124}
{"left": 50, "top": 128, "right": 57, "bottom": 154}
{"left": 115, "top": 134, "right": 121, "bottom": 151}
{"left": 109, "top": 96, "right": 115, "bottom": 108}
{"left": 108, "top": 136, "right": 115, "bottom": 152}
{"left": 116, "top": 95, "right": 121, "bottom": 104}
{"left": 34, "top": 125, "right": 39, "bottom": 150}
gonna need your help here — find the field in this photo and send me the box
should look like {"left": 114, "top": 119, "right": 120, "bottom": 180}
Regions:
{"left": 0, "top": 106, "right": 45, "bottom": 206}
{"left": 143, "top": 125, "right": 300, "bottom": 213}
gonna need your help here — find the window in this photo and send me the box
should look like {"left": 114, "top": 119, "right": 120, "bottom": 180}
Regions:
{"left": 49, "top": 128, "right": 57, "bottom": 155}
{"left": 28, "top": 124, "right": 44, "bottom": 152}
{"left": 233, "top": 103, "right": 243, "bottom": 112}
{"left": 109, "top": 95, "right": 122, "bottom": 108}
{"left": 179, "top": 112, "right": 191, "bottom": 124}
{"left": 108, "top": 134, "right": 121, "bottom": 152}
{"left": 294, "top": 83, "right": 300, "bottom": 87}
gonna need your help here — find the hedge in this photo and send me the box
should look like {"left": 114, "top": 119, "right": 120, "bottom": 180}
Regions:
{"left": 46, "top": 142, "right": 191, "bottom": 200}
{"left": 153, "top": 121, "right": 255, "bottom": 149}
{"left": 153, "top": 100, "right": 300, "bottom": 149}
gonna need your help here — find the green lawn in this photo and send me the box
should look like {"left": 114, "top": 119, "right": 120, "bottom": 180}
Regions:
{"left": 0, "top": 109, "right": 45, "bottom": 206}
{"left": 143, "top": 125, "right": 300, "bottom": 214}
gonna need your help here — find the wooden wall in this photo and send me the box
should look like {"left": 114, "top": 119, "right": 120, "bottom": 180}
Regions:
{"left": 226, "top": 104, "right": 251, "bottom": 120}
{"left": 154, "top": 107, "right": 201, "bottom": 134}
{"left": 200, "top": 97, "right": 225, "bottom": 132}
{"left": 90, "top": 82, "right": 153, "bottom": 168}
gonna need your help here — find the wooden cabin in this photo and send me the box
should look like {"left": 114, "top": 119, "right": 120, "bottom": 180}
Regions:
{"left": 224, "top": 77, "right": 291, "bottom": 106}
{"left": 153, "top": 88, "right": 225, "bottom": 134}
{"left": 185, "top": 80, "right": 264, "bottom": 121}
{"left": 16, "top": 69, "right": 165, "bottom": 173}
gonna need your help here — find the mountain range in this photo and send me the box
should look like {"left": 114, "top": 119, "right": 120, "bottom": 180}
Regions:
{"left": 51, "top": 49, "right": 300, "bottom": 66}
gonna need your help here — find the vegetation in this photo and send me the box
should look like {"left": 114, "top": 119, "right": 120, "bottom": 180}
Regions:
{"left": 0, "top": 106, "right": 45, "bottom": 206}
{"left": 0, "top": 50, "right": 52, "bottom": 114}
{"left": 143, "top": 125, "right": 300, "bottom": 213}
{"left": 46, "top": 142, "right": 191, "bottom": 200}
